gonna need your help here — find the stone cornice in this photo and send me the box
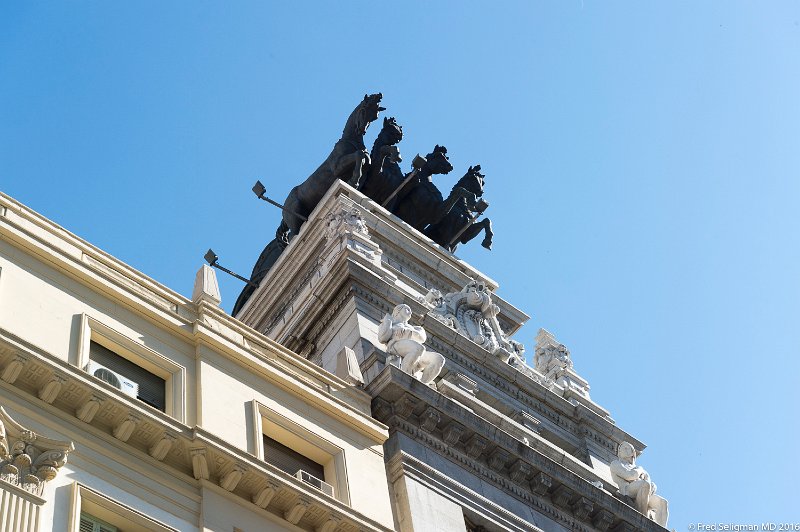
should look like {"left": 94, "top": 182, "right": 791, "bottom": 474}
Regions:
{"left": 0, "top": 331, "right": 392, "bottom": 532}
{"left": 367, "top": 366, "right": 667, "bottom": 532}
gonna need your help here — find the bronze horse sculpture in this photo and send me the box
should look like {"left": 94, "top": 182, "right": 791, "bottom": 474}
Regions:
{"left": 390, "top": 145, "right": 463, "bottom": 231}
{"left": 358, "top": 116, "right": 404, "bottom": 207}
{"left": 425, "top": 165, "right": 493, "bottom": 251}
{"left": 282, "top": 93, "right": 385, "bottom": 237}
{"left": 232, "top": 221, "right": 290, "bottom": 316}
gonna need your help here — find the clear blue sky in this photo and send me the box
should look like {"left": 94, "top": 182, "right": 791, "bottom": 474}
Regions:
{"left": 2, "top": 2, "right": 798, "bottom": 528}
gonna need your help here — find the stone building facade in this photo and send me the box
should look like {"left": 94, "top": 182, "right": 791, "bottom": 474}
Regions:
{"left": 0, "top": 191, "right": 394, "bottom": 531}
{"left": 0, "top": 180, "right": 669, "bottom": 531}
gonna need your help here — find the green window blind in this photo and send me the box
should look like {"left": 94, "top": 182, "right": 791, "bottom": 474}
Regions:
{"left": 79, "top": 513, "right": 118, "bottom": 532}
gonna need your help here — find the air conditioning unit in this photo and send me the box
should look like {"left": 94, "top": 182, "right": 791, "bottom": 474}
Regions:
{"left": 84, "top": 361, "right": 139, "bottom": 399}
{"left": 295, "top": 470, "right": 334, "bottom": 497}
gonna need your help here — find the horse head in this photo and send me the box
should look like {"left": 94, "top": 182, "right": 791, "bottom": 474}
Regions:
{"left": 351, "top": 93, "right": 385, "bottom": 136}
{"left": 377, "top": 116, "right": 403, "bottom": 146}
{"left": 423, "top": 145, "right": 454, "bottom": 176}
{"left": 454, "top": 165, "right": 485, "bottom": 196}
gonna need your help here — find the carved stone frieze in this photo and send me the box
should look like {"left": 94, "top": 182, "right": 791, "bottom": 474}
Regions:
{"left": 0, "top": 406, "right": 74, "bottom": 495}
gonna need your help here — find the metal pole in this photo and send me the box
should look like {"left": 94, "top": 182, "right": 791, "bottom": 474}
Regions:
{"left": 381, "top": 154, "right": 427, "bottom": 208}
{"left": 205, "top": 249, "right": 258, "bottom": 287}
{"left": 252, "top": 180, "right": 308, "bottom": 221}
{"left": 381, "top": 170, "right": 418, "bottom": 208}
{"left": 446, "top": 200, "right": 490, "bottom": 249}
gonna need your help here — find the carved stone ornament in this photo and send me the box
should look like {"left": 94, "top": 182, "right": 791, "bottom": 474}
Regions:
{"left": 323, "top": 204, "right": 389, "bottom": 270}
{"left": 429, "top": 280, "right": 525, "bottom": 364}
{"left": 325, "top": 206, "right": 369, "bottom": 240}
{"left": 533, "top": 329, "right": 591, "bottom": 398}
{"left": 0, "top": 406, "right": 74, "bottom": 495}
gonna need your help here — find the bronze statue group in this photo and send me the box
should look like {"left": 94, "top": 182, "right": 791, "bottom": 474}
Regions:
{"left": 233, "top": 93, "right": 493, "bottom": 315}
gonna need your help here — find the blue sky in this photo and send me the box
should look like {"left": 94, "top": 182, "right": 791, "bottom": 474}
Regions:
{"left": 2, "top": 1, "right": 799, "bottom": 528}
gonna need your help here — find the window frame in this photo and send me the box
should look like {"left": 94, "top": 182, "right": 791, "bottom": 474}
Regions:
{"left": 250, "top": 400, "right": 350, "bottom": 505}
{"left": 75, "top": 313, "right": 186, "bottom": 422}
{"left": 68, "top": 483, "right": 178, "bottom": 532}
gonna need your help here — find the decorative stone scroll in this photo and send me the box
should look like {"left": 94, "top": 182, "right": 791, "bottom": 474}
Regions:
{"left": 429, "top": 280, "right": 525, "bottom": 364}
{"left": 533, "top": 329, "right": 590, "bottom": 399}
{"left": 0, "top": 406, "right": 74, "bottom": 496}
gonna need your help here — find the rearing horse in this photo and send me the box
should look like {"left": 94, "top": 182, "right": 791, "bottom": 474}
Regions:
{"left": 282, "top": 93, "right": 385, "bottom": 237}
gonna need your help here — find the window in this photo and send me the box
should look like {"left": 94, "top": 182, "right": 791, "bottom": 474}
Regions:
{"left": 69, "top": 483, "right": 177, "bottom": 532}
{"left": 251, "top": 401, "right": 349, "bottom": 504}
{"left": 80, "top": 513, "right": 117, "bottom": 532}
{"left": 88, "top": 341, "right": 166, "bottom": 412}
{"left": 263, "top": 434, "right": 325, "bottom": 481}
{"left": 75, "top": 314, "right": 186, "bottom": 421}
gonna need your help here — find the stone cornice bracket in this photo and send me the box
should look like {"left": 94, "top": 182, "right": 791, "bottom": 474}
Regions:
{"left": 1, "top": 353, "right": 29, "bottom": 384}
{"left": 251, "top": 479, "right": 281, "bottom": 508}
{"left": 190, "top": 447, "right": 209, "bottom": 480}
{"left": 284, "top": 496, "right": 311, "bottom": 525}
{"left": 148, "top": 432, "right": 177, "bottom": 461}
{"left": 75, "top": 395, "right": 104, "bottom": 423}
{"left": 112, "top": 413, "right": 142, "bottom": 442}
{"left": 37, "top": 373, "right": 66, "bottom": 404}
{"left": 220, "top": 463, "right": 248, "bottom": 492}
{"left": 316, "top": 515, "right": 341, "bottom": 532}
{"left": 0, "top": 406, "right": 74, "bottom": 495}
{"left": 429, "top": 279, "right": 525, "bottom": 365}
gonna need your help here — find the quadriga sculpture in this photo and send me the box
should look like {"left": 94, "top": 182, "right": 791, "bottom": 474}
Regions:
{"left": 282, "top": 93, "right": 385, "bottom": 237}
{"left": 358, "top": 117, "right": 404, "bottom": 207}
{"left": 424, "top": 164, "right": 493, "bottom": 251}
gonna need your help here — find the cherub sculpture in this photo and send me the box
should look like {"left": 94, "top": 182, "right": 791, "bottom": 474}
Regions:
{"left": 378, "top": 304, "right": 445, "bottom": 385}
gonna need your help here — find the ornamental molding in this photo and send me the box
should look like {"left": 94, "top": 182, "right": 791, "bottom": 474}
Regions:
{"left": 0, "top": 406, "right": 74, "bottom": 496}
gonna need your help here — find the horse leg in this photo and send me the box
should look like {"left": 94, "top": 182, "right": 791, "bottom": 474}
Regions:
{"left": 478, "top": 218, "right": 494, "bottom": 249}
{"left": 282, "top": 187, "right": 307, "bottom": 238}
{"left": 333, "top": 150, "right": 370, "bottom": 188}
{"left": 457, "top": 218, "right": 493, "bottom": 250}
